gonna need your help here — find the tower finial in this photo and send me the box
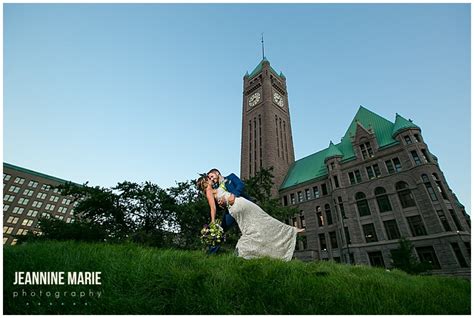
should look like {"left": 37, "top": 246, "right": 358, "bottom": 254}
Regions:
{"left": 261, "top": 33, "right": 265, "bottom": 60}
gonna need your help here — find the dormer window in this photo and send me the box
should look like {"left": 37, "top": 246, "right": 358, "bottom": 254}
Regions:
{"left": 359, "top": 141, "right": 374, "bottom": 160}
{"left": 404, "top": 135, "right": 412, "bottom": 144}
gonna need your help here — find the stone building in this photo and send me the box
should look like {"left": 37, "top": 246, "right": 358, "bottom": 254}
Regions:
{"left": 240, "top": 58, "right": 471, "bottom": 278}
{"left": 3, "top": 162, "right": 79, "bottom": 245}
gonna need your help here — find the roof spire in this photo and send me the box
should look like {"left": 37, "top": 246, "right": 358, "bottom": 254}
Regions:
{"left": 261, "top": 33, "right": 265, "bottom": 60}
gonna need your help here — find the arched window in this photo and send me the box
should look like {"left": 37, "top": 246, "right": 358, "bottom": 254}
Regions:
{"left": 421, "top": 174, "right": 438, "bottom": 201}
{"left": 396, "top": 181, "right": 416, "bottom": 208}
{"left": 316, "top": 206, "right": 324, "bottom": 227}
{"left": 355, "top": 192, "right": 371, "bottom": 216}
{"left": 374, "top": 187, "right": 392, "bottom": 212}
{"left": 324, "top": 204, "right": 333, "bottom": 225}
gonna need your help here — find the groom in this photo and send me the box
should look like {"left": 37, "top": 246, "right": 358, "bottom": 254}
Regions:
{"left": 207, "top": 168, "right": 250, "bottom": 254}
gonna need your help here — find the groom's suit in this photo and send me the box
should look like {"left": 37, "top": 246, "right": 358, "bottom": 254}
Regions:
{"left": 218, "top": 173, "right": 250, "bottom": 232}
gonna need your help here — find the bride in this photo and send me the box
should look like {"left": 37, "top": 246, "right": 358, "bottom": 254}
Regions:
{"left": 197, "top": 176, "right": 304, "bottom": 261}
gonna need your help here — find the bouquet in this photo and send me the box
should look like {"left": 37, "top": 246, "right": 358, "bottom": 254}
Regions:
{"left": 200, "top": 222, "right": 225, "bottom": 247}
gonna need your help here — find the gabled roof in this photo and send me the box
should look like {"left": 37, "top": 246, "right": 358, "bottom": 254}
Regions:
{"left": 280, "top": 106, "right": 419, "bottom": 190}
{"left": 392, "top": 113, "right": 420, "bottom": 137}
{"left": 247, "top": 58, "right": 283, "bottom": 80}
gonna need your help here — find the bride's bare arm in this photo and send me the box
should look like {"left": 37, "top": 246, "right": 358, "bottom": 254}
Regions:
{"left": 205, "top": 185, "right": 217, "bottom": 223}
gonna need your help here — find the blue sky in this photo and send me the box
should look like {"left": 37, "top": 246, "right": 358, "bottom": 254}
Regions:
{"left": 4, "top": 4, "right": 471, "bottom": 211}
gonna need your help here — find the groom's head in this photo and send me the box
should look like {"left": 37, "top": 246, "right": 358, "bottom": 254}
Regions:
{"left": 207, "top": 168, "right": 221, "bottom": 185}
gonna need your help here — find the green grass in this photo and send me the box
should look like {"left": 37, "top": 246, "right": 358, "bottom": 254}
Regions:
{"left": 3, "top": 240, "right": 471, "bottom": 314}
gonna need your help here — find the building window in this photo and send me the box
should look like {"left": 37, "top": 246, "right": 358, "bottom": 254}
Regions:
{"left": 14, "top": 177, "right": 25, "bottom": 185}
{"left": 18, "top": 198, "right": 29, "bottom": 205}
{"left": 333, "top": 176, "right": 340, "bottom": 188}
{"left": 45, "top": 204, "right": 56, "bottom": 212}
{"left": 421, "top": 174, "right": 438, "bottom": 201}
{"left": 375, "top": 187, "right": 392, "bottom": 212}
{"left": 41, "top": 184, "right": 52, "bottom": 191}
{"left": 3, "top": 237, "right": 8, "bottom": 244}
{"left": 363, "top": 223, "right": 378, "bottom": 243}
{"left": 23, "top": 189, "right": 34, "bottom": 197}
{"left": 4, "top": 194, "right": 15, "bottom": 202}
{"left": 28, "top": 180, "right": 39, "bottom": 188}
{"left": 36, "top": 192, "right": 47, "bottom": 200}
{"left": 407, "top": 215, "right": 427, "bottom": 237}
{"left": 3, "top": 204, "right": 10, "bottom": 212}
{"left": 27, "top": 210, "right": 39, "bottom": 217}
{"left": 464, "top": 242, "right": 470, "bottom": 256}
{"left": 415, "top": 246, "right": 441, "bottom": 269}
{"left": 420, "top": 149, "right": 430, "bottom": 163}
{"left": 436, "top": 209, "right": 451, "bottom": 232}
{"left": 3, "top": 226, "right": 14, "bottom": 234}
{"left": 292, "top": 216, "right": 298, "bottom": 227}
{"left": 58, "top": 206, "right": 68, "bottom": 214}
{"left": 297, "top": 191, "right": 303, "bottom": 202}
{"left": 319, "top": 233, "right": 327, "bottom": 251}
{"left": 348, "top": 170, "right": 362, "bottom": 185}
{"left": 329, "top": 231, "right": 338, "bottom": 249}
{"left": 9, "top": 185, "right": 21, "bottom": 193}
{"left": 290, "top": 193, "right": 296, "bottom": 205}
{"left": 3, "top": 173, "right": 11, "bottom": 181}
{"left": 396, "top": 181, "right": 416, "bottom": 208}
{"left": 283, "top": 196, "right": 288, "bottom": 206}
{"left": 22, "top": 219, "right": 34, "bottom": 226}
{"left": 414, "top": 134, "right": 421, "bottom": 143}
{"left": 313, "top": 186, "right": 320, "bottom": 198}
{"left": 368, "top": 251, "right": 385, "bottom": 268}
{"left": 450, "top": 242, "right": 468, "bottom": 268}
{"left": 356, "top": 192, "right": 371, "bottom": 216}
{"left": 366, "top": 164, "right": 381, "bottom": 179}
{"left": 411, "top": 150, "right": 422, "bottom": 165}
{"left": 448, "top": 209, "right": 464, "bottom": 231}
{"left": 321, "top": 183, "right": 328, "bottom": 196}
{"left": 404, "top": 135, "right": 412, "bottom": 144}
{"left": 32, "top": 201, "right": 43, "bottom": 208}
{"left": 324, "top": 204, "right": 333, "bottom": 225}
{"left": 305, "top": 189, "right": 311, "bottom": 200}
{"left": 316, "top": 206, "right": 324, "bottom": 226}
{"left": 7, "top": 216, "right": 19, "bottom": 224}
{"left": 299, "top": 211, "right": 306, "bottom": 228}
{"left": 12, "top": 207, "right": 24, "bottom": 215}
{"left": 360, "top": 141, "right": 374, "bottom": 160}
{"left": 393, "top": 158, "right": 402, "bottom": 172}
{"left": 383, "top": 219, "right": 401, "bottom": 240}
{"left": 62, "top": 198, "right": 72, "bottom": 205}
{"left": 432, "top": 173, "right": 448, "bottom": 200}
{"left": 49, "top": 195, "right": 60, "bottom": 203}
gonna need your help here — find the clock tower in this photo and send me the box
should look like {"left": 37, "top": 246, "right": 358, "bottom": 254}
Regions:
{"left": 240, "top": 58, "right": 295, "bottom": 197}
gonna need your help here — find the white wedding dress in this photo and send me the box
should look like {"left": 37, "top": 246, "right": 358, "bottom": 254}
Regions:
{"left": 217, "top": 186, "right": 297, "bottom": 261}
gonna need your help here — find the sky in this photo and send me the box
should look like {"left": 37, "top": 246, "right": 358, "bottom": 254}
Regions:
{"left": 4, "top": 3, "right": 471, "bottom": 212}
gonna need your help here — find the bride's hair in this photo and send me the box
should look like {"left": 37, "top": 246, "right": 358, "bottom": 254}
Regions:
{"left": 196, "top": 176, "right": 209, "bottom": 192}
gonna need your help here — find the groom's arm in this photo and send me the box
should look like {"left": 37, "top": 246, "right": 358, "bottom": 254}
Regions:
{"left": 227, "top": 173, "right": 245, "bottom": 197}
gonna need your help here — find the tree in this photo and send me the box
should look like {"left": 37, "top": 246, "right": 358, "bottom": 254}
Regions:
{"left": 390, "top": 238, "right": 433, "bottom": 274}
{"left": 58, "top": 182, "right": 129, "bottom": 241}
{"left": 244, "top": 167, "right": 299, "bottom": 222}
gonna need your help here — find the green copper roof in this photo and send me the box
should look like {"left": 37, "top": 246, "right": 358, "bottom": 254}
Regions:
{"left": 325, "top": 141, "right": 343, "bottom": 160}
{"left": 3, "top": 162, "right": 80, "bottom": 186}
{"left": 392, "top": 113, "right": 420, "bottom": 137}
{"left": 247, "top": 58, "right": 283, "bottom": 79}
{"left": 280, "top": 106, "right": 419, "bottom": 190}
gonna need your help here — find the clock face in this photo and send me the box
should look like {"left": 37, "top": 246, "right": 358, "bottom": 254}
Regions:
{"left": 248, "top": 92, "right": 261, "bottom": 107}
{"left": 273, "top": 92, "right": 284, "bottom": 107}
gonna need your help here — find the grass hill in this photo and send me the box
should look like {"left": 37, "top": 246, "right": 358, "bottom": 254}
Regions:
{"left": 3, "top": 241, "right": 471, "bottom": 314}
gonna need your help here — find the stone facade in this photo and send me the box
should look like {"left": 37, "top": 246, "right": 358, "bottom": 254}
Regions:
{"left": 240, "top": 59, "right": 471, "bottom": 278}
